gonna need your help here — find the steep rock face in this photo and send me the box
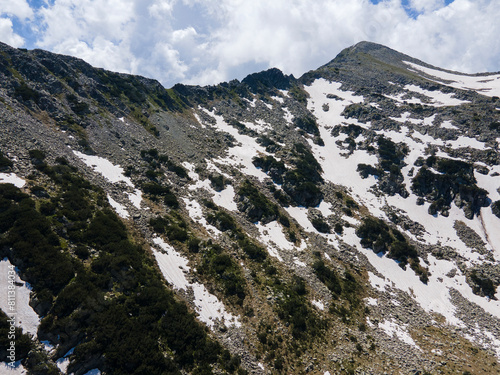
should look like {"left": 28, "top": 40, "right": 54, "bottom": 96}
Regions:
{"left": 1, "top": 41, "right": 500, "bottom": 375}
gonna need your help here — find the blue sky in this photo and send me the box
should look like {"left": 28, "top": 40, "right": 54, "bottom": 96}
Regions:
{"left": 1, "top": 0, "right": 499, "bottom": 87}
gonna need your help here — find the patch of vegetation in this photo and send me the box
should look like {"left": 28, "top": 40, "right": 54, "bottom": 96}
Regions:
{"left": 490, "top": 200, "right": 500, "bottom": 219}
{"left": 207, "top": 210, "right": 238, "bottom": 232}
{"left": 289, "top": 84, "right": 308, "bottom": 104}
{"left": 237, "top": 180, "right": 279, "bottom": 223}
{"left": 131, "top": 106, "right": 159, "bottom": 136}
{"left": 198, "top": 243, "right": 247, "bottom": 305}
{"left": 141, "top": 148, "right": 189, "bottom": 179}
{"left": 150, "top": 212, "right": 189, "bottom": 243}
{"left": 411, "top": 156, "right": 488, "bottom": 219}
{"left": 358, "top": 136, "right": 408, "bottom": 197}
{"left": 14, "top": 82, "right": 40, "bottom": 102}
{"left": 294, "top": 115, "right": 319, "bottom": 135}
{"left": 312, "top": 258, "right": 342, "bottom": 297}
{"left": 142, "top": 182, "right": 179, "bottom": 208}
{"left": 282, "top": 143, "right": 324, "bottom": 207}
{"left": 311, "top": 217, "right": 330, "bottom": 233}
{"left": 275, "top": 276, "right": 326, "bottom": 339}
{"left": 0, "top": 150, "right": 13, "bottom": 171}
{"left": 469, "top": 271, "right": 497, "bottom": 300}
{"left": 0, "top": 159, "right": 242, "bottom": 374}
{"left": 0, "top": 310, "right": 33, "bottom": 362}
{"left": 252, "top": 155, "right": 287, "bottom": 184}
{"left": 256, "top": 135, "right": 281, "bottom": 153}
{"left": 209, "top": 174, "right": 228, "bottom": 192}
{"left": 312, "top": 254, "right": 365, "bottom": 324}
{"left": 356, "top": 217, "right": 428, "bottom": 283}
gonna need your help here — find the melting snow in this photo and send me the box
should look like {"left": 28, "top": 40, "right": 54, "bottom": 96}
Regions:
{"left": 73, "top": 151, "right": 133, "bottom": 187}
{"left": 378, "top": 319, "right": 420, "bottom": 349}
{"left": 304, "top": 78, "right": 384, "bottom": 216}
{"left": 405, "top": 61, "right": 500, "bottom": 98}
{"left": 312, "top": 300, "right": 325, "bottom": 310}
{"left": 127, "top": 189, "right": 143, "bottom": 209}
{"left": 107, "top": 195, "right": 129, "bottom": 218}
{"left": 367, "top": 271, "right": 392, "bottom": 293}
{"left": 56, "top": 347, "right": 75, "bottom": 374}
{"left": 0, "top": 362, "right": 28, "bottom": 374}
{"left": 441, "top": 120, "right": 458, "bottom": 129}
{"left": 200, "top": 108, "right": 269, "bottom": 181}
{"left": 152, "top": 237, "right": 240, "bottom": 328}
{"left": 0, "top": 258, "right": 40, "bottom": 336}
{"left": 256, "top": 221, "right": 294, "bottom": 251}
{"left": 182, "top": 198, "right": 222, "bottom": 236}
{"left": 405, "top": 84, "right": 470, "bottom": 107}
{"left": 212, "top": 185, "right": 238, "bottom": 211}
{"left": 293, "top": 258, "right": 307, "bottom": 267}
{"left": 0, "top": 173, "right": 26, "bottom": 188}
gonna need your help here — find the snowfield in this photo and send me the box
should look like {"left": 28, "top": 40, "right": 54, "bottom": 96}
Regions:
{"left": 73, "top": 151, "right": 133, "bottom": 187}
{"left": 405, "top": 61, "right": 500, "bottom": 98}
{"left": 303, "top": 77, "right": 500, "bottom": 355}
{"left": 0, "top": 173, "right": 26, "bottom": 188}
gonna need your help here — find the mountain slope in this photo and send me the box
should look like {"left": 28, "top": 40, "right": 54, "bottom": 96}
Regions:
{"left": 0, "top": 40, "right": 499, "bottom": 374}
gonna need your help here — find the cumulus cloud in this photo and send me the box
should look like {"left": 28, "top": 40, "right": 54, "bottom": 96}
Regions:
{"left": 408, "top": 0, "right": 446, "bottom": 13}
{"left": 0, "top": 0, "right": 34, "bottom": 21}
{"left": 0, "top": 0, "right": 499, "bottom": 87}
{"left": 387, "top": 0, "right": 500, "bottom": 73}
{"left": 0, "top": 18, "right": 24, "bottom": 47}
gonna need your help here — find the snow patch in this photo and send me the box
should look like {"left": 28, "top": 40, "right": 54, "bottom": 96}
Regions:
{"left": 73, "top": 151, "right": 133, "bottom": 187}
{"left": 378, "top": 319, "right": 420, "bottom": 349}
{"left": 312, "top": 300, "right": 325, "bottom": 310}
{"left": 405, "top": 61, "right": 500, "bottom": 98}
{"left": 0, "top": 173, "right": 26, "bottom": 188}
{"left": 183, "top": 198, "right": 221, "bottom": 237}
{"left": 56, "top": 347, "right": 75, "bottom": 374}
{"left": 367, "top": 271, "right": 391, "bottom": 293}
{"left": 212, "top": 185, "right": 237, "bottom": 211}
{"left": 107, "top": 195, "right": 129, "bottom": 218}
{"left": 441, "top": 120, "right": 458, "bottom": 129}
{"left": 152, "top": 237, "right": 240, "bottom": 328}
{"left": 0, "top": 258, "right": 40, "bottom": 336}
{"left": 127, "top": 189, "right": 142, "bottom": 209}
{"left": 200, "top": 108, "right": 269, "bottom": 181}
{"left": 1, "top": 362, "right": 28, "bottom": 374}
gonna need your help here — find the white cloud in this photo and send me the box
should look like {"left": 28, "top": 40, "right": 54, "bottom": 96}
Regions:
{"left": 148, "top": 0, "right": 176, "bottom": 19}
{"left": 386, "top": 0, "right": 500, "bottom": 73}
{"left": 408, "top": 0, "right": 446, "bottom": 13}
{"left": 0, "top": 0, "right": 499, "bottom": 87}
{"left": 0, "top": 18, "right": 24, "bottom": 47}
{"left": 0, "top": 0, "right": 34, "bottom": 21}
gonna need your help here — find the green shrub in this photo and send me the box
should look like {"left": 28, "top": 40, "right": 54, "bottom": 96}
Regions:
{"left": 252, "top": 156, "right": 286, "bottom": 184}
{"left": 356, "top": 217, "right": 425, "bottom": 276}
{"left": 294, "top": 115, "right": 319, "bottom": 135}
{"left": 14, "top": 82, "right": 40, "bottom": 102}
{"left": 312, "top": 259, "right": 342, "bottom": 296}
{"left": 237, "top": 180, "right": 279, "bottom": 223}
{"left": 311, "top": 217, "right": 330, "bottom": 233}
{"left": 0, "top": 151, "right": 13, "bottom": 170}
{"left": 207, "top": 210, "right": 238, "bottom": 232}
{"left": 470, "top": 271, "right": 497, "bottom": 299}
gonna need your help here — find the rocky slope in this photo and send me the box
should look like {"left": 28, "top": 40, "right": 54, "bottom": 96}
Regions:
{"left": 0, "top": 40, "right": 500, "bottom": 374}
